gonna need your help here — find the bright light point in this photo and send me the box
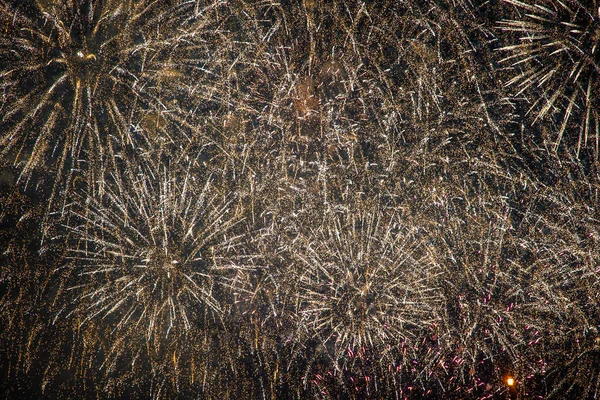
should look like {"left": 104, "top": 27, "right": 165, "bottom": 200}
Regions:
{"left": 506, "top": 377, "right": 515, "bottom": 387}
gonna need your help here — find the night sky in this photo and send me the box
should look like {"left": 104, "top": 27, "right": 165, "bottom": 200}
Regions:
{"left": 1, "top": 0, "right": 600, "bottom": 399}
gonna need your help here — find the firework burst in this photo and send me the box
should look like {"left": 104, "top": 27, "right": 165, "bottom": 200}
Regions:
{"left": 0, "top": 0, "right": 234, "bottom": 214}
{"left": 291, "top": 203, "right": 441, "bottom": 364}
{"left": 498, "top": 0, "right": 600, "bottom": 156}
{"left": 513, "top": 151, "right": 600, "bottom": 398}
{"left": 56, "top": 157, "right": 249, "bottom": 376}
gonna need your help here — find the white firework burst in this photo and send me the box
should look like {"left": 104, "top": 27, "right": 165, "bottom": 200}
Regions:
{"left": 0, "top": 0, "right": 236, "bottom": 214}
{"left": 292, "top": 204, "right": 441, "bottom": 360}
{"left": 59, "top": 159, "right": 248, "bottom": 366}
{"left": 498, "top": 0, "right": 600, "bottom": 155}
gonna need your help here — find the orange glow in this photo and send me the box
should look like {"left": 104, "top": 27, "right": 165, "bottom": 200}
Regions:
{"left": 506, "top": 377, "right": 515, "bottom": 386}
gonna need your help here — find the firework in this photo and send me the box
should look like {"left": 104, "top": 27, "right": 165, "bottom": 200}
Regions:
{"left": 431, "top": 211, "right": 542, "bottom": 396}
{"left": 290, "top": 202, "right": 441, "bottom": 365}
{"left": 513, "top": 151, "right": 600, "bottom": 398}
{"left": 498, "top": 0, "right": 600, "bottom": 156}
{"left": 0, "top": 0, "right": 240, "bottom": 214}
{"left": 55, "top": 156, "right": 250, "bottom": 382}
{"left": 2, "top": 0, "right": 599, "bottom": 398}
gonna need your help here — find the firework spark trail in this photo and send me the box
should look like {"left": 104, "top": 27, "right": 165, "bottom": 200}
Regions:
{"left": 290, "top": 202, "right": 441, "bottom": 364}
{"left": 3, "top": 0, "right": 600, "bottom": 398}
{"left": 497, "top": 0, "right": 600, "bottom": 156}
{"left": 58, "top": 155, "right": 250, "bottom": 377}
{"left": 0, "top": 0, "right": 245, "bottom": 218}
{"left": 512, "top": 151, "right": 600, "bottom": 397}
